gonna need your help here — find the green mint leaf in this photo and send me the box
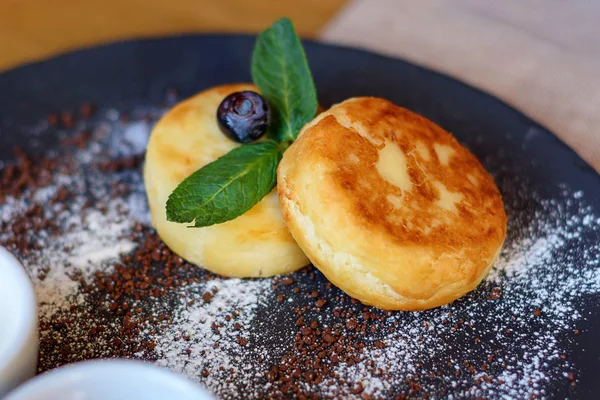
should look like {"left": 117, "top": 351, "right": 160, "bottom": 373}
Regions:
{"left": 166, "top": 141, "right": 281, "bottom": 228}
{"left": 251, "top": 17, "right": 318, "bottom": 143}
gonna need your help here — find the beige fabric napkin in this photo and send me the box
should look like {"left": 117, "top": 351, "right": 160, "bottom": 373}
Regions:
{"left": 321, "top": 0, "right": 600, "bottom": 173}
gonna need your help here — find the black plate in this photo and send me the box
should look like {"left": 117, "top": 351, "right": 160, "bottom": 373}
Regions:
{"left": 1, "top": 35, "right": 599, "bottom": 399}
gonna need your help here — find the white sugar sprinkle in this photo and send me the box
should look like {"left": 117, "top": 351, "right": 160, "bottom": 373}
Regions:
{"left": 1, "top": 109, "right": 598, "bottom": 399}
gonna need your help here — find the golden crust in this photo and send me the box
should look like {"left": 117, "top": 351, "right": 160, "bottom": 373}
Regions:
{"left": 278, "top": 97, "right": 506, "bottom": 310}
{"left": 144, "top": 83, "right": 309, "bottom": 277}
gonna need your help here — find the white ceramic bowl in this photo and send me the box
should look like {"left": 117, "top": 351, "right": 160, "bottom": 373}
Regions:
{"left": 4, "top": 359, "right": 216, "bottom": 400}
{"left": 0, "top": 247, "right": 38, "bottom": 398}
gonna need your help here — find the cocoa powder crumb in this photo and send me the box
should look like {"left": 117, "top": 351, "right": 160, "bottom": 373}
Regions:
{"left": 315, "top": 299, "right": 327, "bottom": 308}
{"left": 80, "top": 103, "right": 96, "bottom": 119}
{"left": 60, "top": 111, "right": 75, "bottom": 128}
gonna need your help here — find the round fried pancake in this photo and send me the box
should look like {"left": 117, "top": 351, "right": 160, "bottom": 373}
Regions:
{"left": 278, "top": 97, "right": 506, "bottom": 310}
{"left": 144, "top": 83, "right": 309, "bottom": 277}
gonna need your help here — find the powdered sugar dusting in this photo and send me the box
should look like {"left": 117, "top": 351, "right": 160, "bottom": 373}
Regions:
{"left": 153, "top": 279, "right": 272, "bottom": 395}
{"left": 1, "top": 105, "right": 599, "bottom": 399}
{"left": 296, "top": 188, "right": 600, "bottom": 399}
{"left": 31, "top": 202, "right": 137, "bottom": 311}
{"left": 0, "top": 110, "right": 150, "bottom": 316}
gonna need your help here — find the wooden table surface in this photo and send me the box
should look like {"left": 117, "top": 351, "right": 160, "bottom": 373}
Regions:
{"left": 0, "top": 0, "right": 347, "bottom": 72}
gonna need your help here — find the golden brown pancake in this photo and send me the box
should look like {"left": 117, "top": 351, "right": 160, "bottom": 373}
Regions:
{"left": 144, "top": 83, "right": 309, "bottom": 277}
{"left": 278, "top": 97, "right": 506, "bottom": 310}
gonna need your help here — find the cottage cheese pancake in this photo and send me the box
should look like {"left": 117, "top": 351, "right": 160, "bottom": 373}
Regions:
{"left": 278, "top": 97, "right": 507, "bottom": 310}
{"left": 144, "top": 83, "right": 309, "bottom": 277}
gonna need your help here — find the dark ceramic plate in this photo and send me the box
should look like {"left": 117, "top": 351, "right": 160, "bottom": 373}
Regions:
{"left": 1, "top": 36, "right": 599, "bottom": 399}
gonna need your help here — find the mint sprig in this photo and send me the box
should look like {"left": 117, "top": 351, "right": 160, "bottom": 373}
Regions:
{"left": 166, "top": 18, "right": 317, "bottom": 227}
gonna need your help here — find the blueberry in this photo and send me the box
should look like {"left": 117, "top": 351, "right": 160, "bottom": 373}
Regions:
{"left": 217, "top": 91, "right": 270, "bottom": 143}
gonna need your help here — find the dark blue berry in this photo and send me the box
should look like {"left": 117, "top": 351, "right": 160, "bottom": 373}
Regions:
{"left": 217, "top": 91, "right": 270, "bottom": 143}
